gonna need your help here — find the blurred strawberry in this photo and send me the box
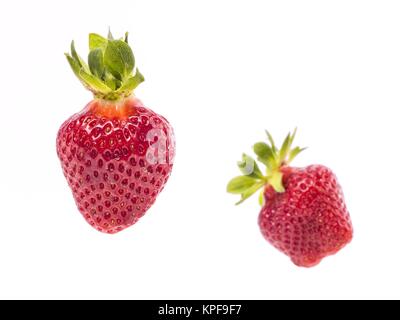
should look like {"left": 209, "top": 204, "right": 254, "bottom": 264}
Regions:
{"left": 227, "top": 130, "right": 352, "bottom": 267}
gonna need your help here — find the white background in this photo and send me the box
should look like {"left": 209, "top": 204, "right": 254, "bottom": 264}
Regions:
{"left": 0, "top": 0, "right": 399, "bottom": 300}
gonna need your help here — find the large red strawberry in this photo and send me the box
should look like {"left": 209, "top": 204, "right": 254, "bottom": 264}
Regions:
{"left": 57, "top": 31, "right": 175, "bottom": 234}
{"left": 227, "top": 130, "right": 352, "bottom": 267}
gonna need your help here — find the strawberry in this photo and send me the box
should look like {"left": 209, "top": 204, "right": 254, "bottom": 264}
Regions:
{"left": 227, "top": 130, "right": 352, "bottom": 267}
{"left": 57, "top": 31, "right": 175, "bottom": 234}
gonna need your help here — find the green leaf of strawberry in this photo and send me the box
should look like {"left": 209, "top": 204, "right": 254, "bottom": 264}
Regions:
{"left": 104, "top": 39, "right": 135, "bottom": 80}
{"left": 65, "top": 30, "right": 143, "bottom": 101}
{"left": 235, "top": 181, "right": 266, "bottom": 205}
{"left": 279, "top": 132, "right": 291, "bottom": 163}
{"left": 71, "top": 41, "right": 90, "bottom": 74}
{"left": 227, "top": 176, "right": 260, "bottom": 194}
{"left": 116, "top": 69, "right": 144, "bottom": 95}
{"left": 253, "top": 142, "right": 276, "bottom": 169}
{"left": 103, "top": 71, "right": 120, "bottom": 91}
{"left": 237, "top": 154, "right": 263, "bottom": 179}
{"left": 227, "top": 129, "right": 305, "bottom": 204}
{"left": 88, "top": 48, "right": 105, "bottom": 78}
{"left": 79, "top": 69, "right": 111, "bottom": 94}
{"left": 89, "top": 33, "right": 108, "bottom": 51}
{"left": 65, "top": 53, "right": 81, "bottom": 78}
{"left": 265, "top": 130, "right": 277, "bottom": 153}
{"left": 288, "top": 146, "right": 306, "bottom": 163}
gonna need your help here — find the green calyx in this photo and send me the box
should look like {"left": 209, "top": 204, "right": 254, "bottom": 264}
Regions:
{"left": 65, "top": 30, "right": 144, "bottom": 101}
{"left": 226, "top": 129, "right": 306, "bottom": 205}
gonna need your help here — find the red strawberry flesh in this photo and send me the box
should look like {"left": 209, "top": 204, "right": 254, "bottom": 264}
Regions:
{"left": 258, "top": 165, "right": 353, "bottom": 267}
{"left": 57, "top": 97, "right": 175, "bottom": 233}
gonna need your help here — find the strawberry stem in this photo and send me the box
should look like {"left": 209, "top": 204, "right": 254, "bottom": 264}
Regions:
{"left": 227, "top": 129, "right": 306, "bottom": 205}
{"left": 65, "top": 30, "right": 144, "bottom": 102}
